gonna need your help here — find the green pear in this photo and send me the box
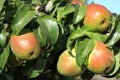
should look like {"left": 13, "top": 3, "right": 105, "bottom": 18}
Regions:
{"left": 87, "top": 41, "right": 115, "bottom": 74}
{"left": 10, "top": 32, "right": 40, "bottom": 61}
{"left": 84, "top": 4, "right": 111, "bottom": 33}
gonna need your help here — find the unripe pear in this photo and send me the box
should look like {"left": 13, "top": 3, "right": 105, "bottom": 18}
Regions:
{"left": 84, "top": 4, "right": 111, "bottom": 33}
{"left": 10, "top": 32, "right": 40, "bottom": 61}
{"left": 57, "top": 49, "right": 85, "bottom": 77}
{"left": 87, "top": 41, "right": 115, "bottom": 74}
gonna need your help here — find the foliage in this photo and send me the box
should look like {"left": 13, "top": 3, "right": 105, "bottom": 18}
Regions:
{"left": 0, "top": 0, "right": 120, "bottom": 80}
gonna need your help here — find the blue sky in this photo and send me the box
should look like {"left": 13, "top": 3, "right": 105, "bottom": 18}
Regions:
{"left": 87, "top": 0, "right": 120, "bottom": 14}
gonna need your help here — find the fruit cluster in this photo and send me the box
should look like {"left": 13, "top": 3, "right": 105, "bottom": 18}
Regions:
{"left": 57, "top": 1, "right": 115, "bottom": 77}
{"left": 0, "top": 0, "right": 120, "bottom": 80}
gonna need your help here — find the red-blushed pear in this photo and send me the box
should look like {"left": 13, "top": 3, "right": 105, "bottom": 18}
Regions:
{"left": 83, "top": 4, "right": 111, "bottom": 33}
{"left": 87, "top": 41, "right": 115, "bottom": 74}
{"left": 57, "top": 49, "right": 85, "bottom": 77}
{"left": 71, "top": 0, "right": 84, "bottom": 6}
{"left": 10, "top": 32, "right": 40, "bottom": 61}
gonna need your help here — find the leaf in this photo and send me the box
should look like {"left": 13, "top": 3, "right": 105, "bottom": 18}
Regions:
{"left": 28, "top": 57, "right": 47, "bottom": 78}
{"left": 34, "top": 24, "right": 47, "bottom": 47}
{"left": 109, "top": 49, "right": 120, "bottom": 76}
{"left": 67, "top": 28, "right": 106, "bottom": 57}
{"left": 0, "top": 74, "right": 13, "bottom": 80}
{"left": 105, "top": 14, "right": 120, "bottom": 46}
{"left": 29, "top": 70, "right": 41, "bottom": 78}
{"left": 15, "top": 0, "right": 22, "bottom": 8}
{"left": 41, "top": 15, "right": 59, "bottom": 45}
{"left": 57, "top": 3, "right": 75, "bottom": 20}
{"left": 73, "top": 5, "right": 87, "bottom": 24}
{"left": 35, "top": 15, "right": 59, "bottom": 46}
{"left": 66, "top": 30, "right": 81, "bottom": 52}
{"left": 11, "top": 4, "right": 35, "bottom": 35}
{"left": 0, "top": 29, "right": 9, "bottom": 46}
{"left": 85, "top": 31, "right": 107, "bottom": 41}
{"left": 0, "top": 42, "right": 10, "bottom": 70}
{"left": 68, "top": 29, "right": 106, "bottom": 42}
{"left": 0, "top": 0, "right": 5, "bottom": 12}
{"left": 31, "top": 0, "right": 42, "bottom": 5}
{"left": 75, "top": 38, "right": 95, "bottom": 66}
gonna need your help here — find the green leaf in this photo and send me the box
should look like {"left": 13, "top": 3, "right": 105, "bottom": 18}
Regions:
{"left": 35, "top": 15, "right": 59, "bottom": 46}
{"left": 105, "top": 14, "right": 120, "bottom": 46}
{"left": 0, "top": 42, "right": 10, "bottom": 70}
{"left": 0, "top": 74, "right": 13, "bottom": 80}
{"left": 67, "top": 29, "right": 106, "bottom": 55}
{"left": 57, "top": 3, "right": 75, "bottom": 20}
{"left": 68, "top": 29, "right": 106, "bottom": 42}
{"left": 29, "top": 70, "right": 40, "bottom": 78}
{"left": 75, "top": 38, "right": 95, "bottom": 66}
{"left": 15, "top": 0, "right": 22, "bottom": 8}
{"left": 11, "top": 4, "right": 35, "bottom": 35}
{"left": 109, "top": 49, "right": 120, "bottom": 76}
{"left": 0, "top": 29, "right": 9, "bottom": 46}
{"left": 0, "top": 0, "right": 5, "bottom": 12}
{"left": 34, "top": 24, "right": 47, "bottom": 47}
{"left": 28, "top": 57, "right": 47, "bottom": 78}
{"left": 73, "top": 5, "right": 87, "bottom": 24}
{"left": 85, "top": 31, "right": 107, "bottom": 41}
{"left": 31, "top": 0, "right": 42, "bottom": 5}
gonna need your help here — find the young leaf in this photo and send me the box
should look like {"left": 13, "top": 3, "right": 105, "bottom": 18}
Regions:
{"left": 11, "top": 4, "right": 35, "bottom": 35}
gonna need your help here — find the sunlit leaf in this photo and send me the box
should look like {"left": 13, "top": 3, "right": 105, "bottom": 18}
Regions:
{"left": 67, "top": 29, "right": 106, "bottom": 42}
{"left": 15, "top": 0, "right": 22, "bottom": 8}
{"left": 35, "top": 15, "right": 59, "bottom": 47}
{"left": 31, "top": 0, "right": 42, "bottom": 5}
{"left": 57, "top": 3, "right": 75, "bottom": 20}
{"left": 0, "top": 29, "right": 9, "bottom": 46}
{"left": 73, "top": 5, "right": 87, "bottom": 24}
{"left": 76, "top": 38, "right": 95, "bottom": 66}
{"left": 34, "top": 24, "right": 47, "bottom": 47}
{"left": 11, "top": 4, "right": 35, "bottom": 35}
{"left": 105, "top": 14, "right": 120, "bottom": 46}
